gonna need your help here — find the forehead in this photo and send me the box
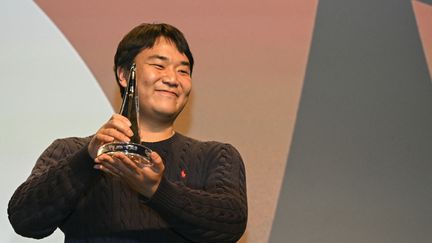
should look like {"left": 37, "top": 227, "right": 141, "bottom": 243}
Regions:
{"left": 136, "top": 37, "right": 189, "bottom": 62}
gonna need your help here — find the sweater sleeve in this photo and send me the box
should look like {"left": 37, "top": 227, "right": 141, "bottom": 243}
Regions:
{"left": 146, "top": 143, "right": 248, "bottom": 243}
{"left": 7, "top": 137, "right": 99, "bottom": 239}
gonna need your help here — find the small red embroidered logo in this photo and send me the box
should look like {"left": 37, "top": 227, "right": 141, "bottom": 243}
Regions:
{"left": 181, "top": 169, "right": 187, "bottom": 179}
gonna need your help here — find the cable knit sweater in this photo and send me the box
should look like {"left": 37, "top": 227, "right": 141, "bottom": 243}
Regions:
{"left": 8, "top": 132, "right": 247, "bottom": 242}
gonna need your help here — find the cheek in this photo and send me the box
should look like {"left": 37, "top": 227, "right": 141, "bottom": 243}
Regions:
{"left": 138, "top": 67, "right": 160, "bottom": 84}
{"left": 181, "top": 79, "right": 192, "bottom": 95}
{"left": 141, "top": 77, "right": 156, "bottom": 87}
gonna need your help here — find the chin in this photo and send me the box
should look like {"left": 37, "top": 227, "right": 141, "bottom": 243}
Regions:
{"left": 154, "top": 109, "right": 180, "bottom": 121}
{"left": 161, "top": 105, "right": 187, "bottom": 119}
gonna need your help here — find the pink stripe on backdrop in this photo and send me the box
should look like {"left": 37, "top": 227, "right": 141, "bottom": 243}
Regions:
{"left": 413, "top": 0, "right": 432, "bottom": 81}
{"left": 34, "top": 1, "right": 318, "bottom": 242}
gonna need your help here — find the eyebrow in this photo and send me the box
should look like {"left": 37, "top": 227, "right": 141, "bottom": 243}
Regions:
{"left": 148, "top": 55, "right": 190, "bottom": 67}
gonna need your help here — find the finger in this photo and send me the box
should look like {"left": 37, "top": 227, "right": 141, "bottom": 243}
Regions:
{"left": 94, "top": 133, "right": 115, "bottom": 144}
{"left": 108, "top": 115, "right": 134, "bottom": 137}
{"left": 149, "top": 151, "right": 164, "bottom": 174}
{"left": 95, "top": 153, "right": 114, "bottom": 163}
{"left": 89, "top": 135, "right": 112, "bottom": 160}
{"left": 101, "top": 127, "right": 131, "bottom": 143}
{"left": 112, "top": 153, "right": 140, "bottom": 175}
{"left": 97, "top": 152, "right": 137, "bottom": 177}
{"left": 93, "top": 164, "right": 121, "bottom": 177}
{"left": 100, "top": 156, "right": 128, "bottom": 177}
{"left": 112, "top": 114, "right": 132, "bottom": 127}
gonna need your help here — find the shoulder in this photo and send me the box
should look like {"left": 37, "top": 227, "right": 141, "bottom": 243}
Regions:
{"left": 174, "top": 133, "right": 242, "bottom": 160}
{"left": 43, "top": 136, "right": 92, "bottom": 157}
{"left": 31, "top": 136, "right": 93, "bottom": 174}
{"left": 52, "top": 136, "right": 91, "bottom": 148}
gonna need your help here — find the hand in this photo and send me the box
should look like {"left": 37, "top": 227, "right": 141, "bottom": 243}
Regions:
{"left": 88, "top": 114, "right": 133, "bottom": 159}
{"left": 94, "top": 151, "right": 165, "bottom": 198}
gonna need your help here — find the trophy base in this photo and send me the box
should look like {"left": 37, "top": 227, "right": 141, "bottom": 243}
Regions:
{"left": 97, "top": 142, "right": 152, "bottom": 168}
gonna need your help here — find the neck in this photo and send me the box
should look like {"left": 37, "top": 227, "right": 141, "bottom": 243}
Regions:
{"left": 139, "top": 120, "right": 175, "bottom": 142}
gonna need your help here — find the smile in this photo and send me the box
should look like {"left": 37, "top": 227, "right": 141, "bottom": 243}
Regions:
{"left": 155, "top": 90, "right": 179, "bottom": 97}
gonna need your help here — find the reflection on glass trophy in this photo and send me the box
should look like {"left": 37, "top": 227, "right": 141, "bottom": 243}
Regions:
{"left": 97, "top": 63, "right": 152, "bottom": 167}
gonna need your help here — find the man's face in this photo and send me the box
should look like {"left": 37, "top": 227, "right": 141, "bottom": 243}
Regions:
{"left": 119, "top": 37, "right": 192, "bottom": 124}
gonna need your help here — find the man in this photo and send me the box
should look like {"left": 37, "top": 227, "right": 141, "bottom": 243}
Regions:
{"left": 8, "top": 23, "right": 247, "bottom": 243}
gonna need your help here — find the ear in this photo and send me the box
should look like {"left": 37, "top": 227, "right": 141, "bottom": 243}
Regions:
{"left": 117, "top": 67, "right": 128, "bottom": 88}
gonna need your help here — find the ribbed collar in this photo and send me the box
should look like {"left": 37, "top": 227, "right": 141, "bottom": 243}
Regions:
{"left": 141, "top": 132, "right": 181, "bottom": 148}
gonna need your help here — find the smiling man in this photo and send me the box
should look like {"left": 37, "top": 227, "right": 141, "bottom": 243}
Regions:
{"left": 8, "top": 23, "right": 247, "bottom": 243}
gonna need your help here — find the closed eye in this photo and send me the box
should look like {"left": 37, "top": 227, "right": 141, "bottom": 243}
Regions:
{"left": 178, "top": 69, "right": 190, "bottom": 75}
{"left": 150, "top": 64, "right": 164, "bottom": 69}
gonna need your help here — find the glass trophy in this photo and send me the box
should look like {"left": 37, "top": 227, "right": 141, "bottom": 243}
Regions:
{"left": 97, "top": 63, "right": 152, "bottom": 167}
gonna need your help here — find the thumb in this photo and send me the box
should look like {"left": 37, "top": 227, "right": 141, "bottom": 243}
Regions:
{"left": 150, "top": 151, "right": 164, "bottom": 173}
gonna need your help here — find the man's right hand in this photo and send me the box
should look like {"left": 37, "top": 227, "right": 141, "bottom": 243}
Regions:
{"left": 88, "top": 114, "right": 134, "bottom": 159}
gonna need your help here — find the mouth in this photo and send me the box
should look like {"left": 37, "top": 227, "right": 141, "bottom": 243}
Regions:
{"left": 155, "top": 89, "right": 179, "bottom": 97}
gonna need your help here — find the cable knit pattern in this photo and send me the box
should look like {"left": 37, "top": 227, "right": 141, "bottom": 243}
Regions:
{"left": 8, "top": 133, "right": 247, "bottom": 243}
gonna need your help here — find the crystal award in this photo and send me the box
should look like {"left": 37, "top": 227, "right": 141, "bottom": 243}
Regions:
{"left": 97, "top": 63, "right": 152, "bottom": 167}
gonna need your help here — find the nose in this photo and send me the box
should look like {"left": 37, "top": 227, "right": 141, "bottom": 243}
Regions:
{"left": 162, "top": 68, "right": 178, "bottom": 87}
